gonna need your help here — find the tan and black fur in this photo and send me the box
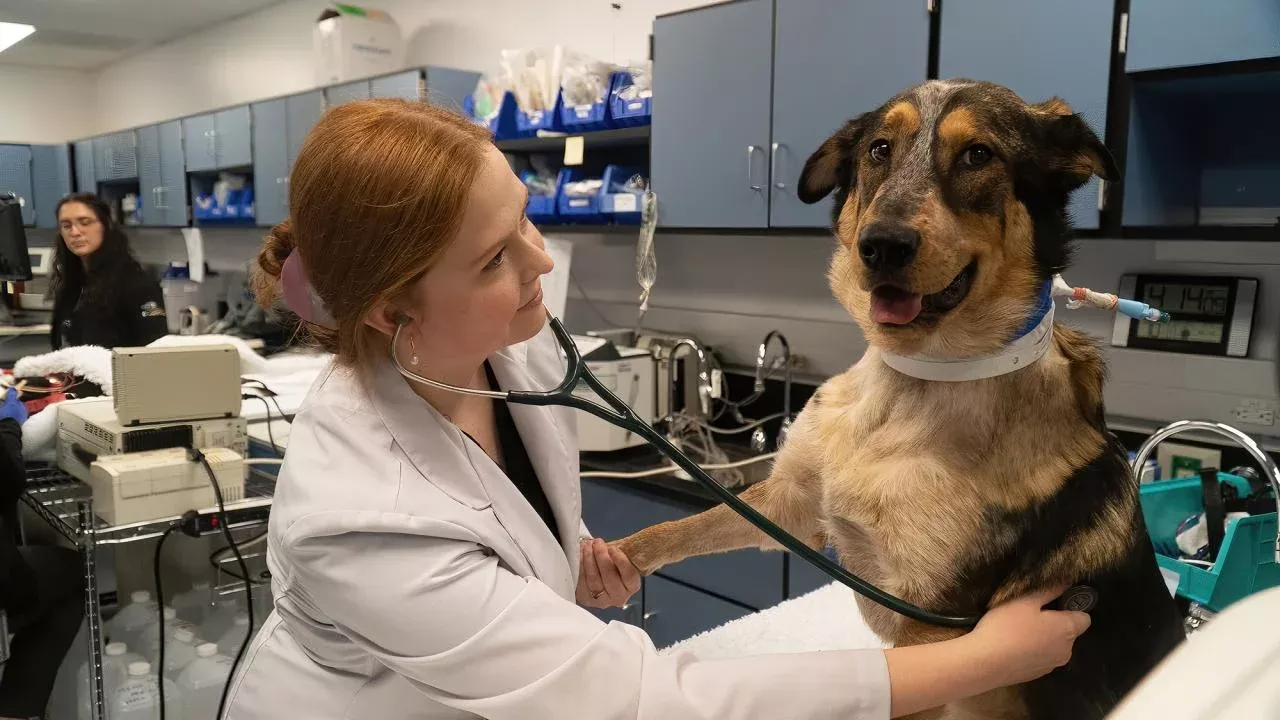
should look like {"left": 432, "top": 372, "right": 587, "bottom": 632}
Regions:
{"left": 613, "top": 80, "right": 1184, "bottom": 719}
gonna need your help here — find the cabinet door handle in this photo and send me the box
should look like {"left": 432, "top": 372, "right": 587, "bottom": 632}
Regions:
{"left": 771, "top": 142, "right": 785, "bottom": 190}
{"left": 746, "top": 145, "right": 763, "bottom": 191}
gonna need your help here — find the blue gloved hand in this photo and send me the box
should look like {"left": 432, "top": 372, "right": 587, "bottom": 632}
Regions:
{"left": 0, "top": 386, "right": 29, "bottom": 424}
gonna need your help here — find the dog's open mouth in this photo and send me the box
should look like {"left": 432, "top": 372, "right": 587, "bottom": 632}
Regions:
{"left": 871, "top": 261, "right": 977, "bottom": 326}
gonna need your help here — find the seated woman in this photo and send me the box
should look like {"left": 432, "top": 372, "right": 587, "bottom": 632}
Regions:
{"left": 50, "top": 193, "right": 168, "bottom": 350}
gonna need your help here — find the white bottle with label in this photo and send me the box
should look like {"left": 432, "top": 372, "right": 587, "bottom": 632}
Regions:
{"left": 216, "top": 612, "right": 252, "bottom": 657}
{"left": 162, "top": 628, "right": 201, "bottom": 675}
{"left": 76, "top": 641, "right": 146, "bottom": 720}
{"left": 105, "top": 590, "right": 158, "bottom": 651}
{"left": 172, "top": 581, "right": 213, "bottom": 626}
{"left": 177, "top": 643, "right": 235, "bottom": 720}
{"left": 140, "top": 608, "right": 199, "bottom": 664}
{"left": 111, "top": 661, "right": 181, "bottom": 720}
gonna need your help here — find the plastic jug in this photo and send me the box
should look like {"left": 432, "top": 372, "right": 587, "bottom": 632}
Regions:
{"left": 76, "top": 641, "right": 145, "bottom": 720}
{"left": 177, "top": 643, "right": 234, "bottom": 720}
{"left": 216, "top": 612, "right": 252, "bottom": 657}
{"left": 162, "top": 628, "right": 200, "bottom": 674}
{"left": 104, "top": 590, "right": 157, "bottom": 651}
{"left": 139, "top": 607, "right": 198, "bottom": 664}
{"left": 111, "top": 661, "right": 181, "bottom": 720}
{"left": 199, "top": 597, "right": 242, "bottom": 643}
{"left": 173, "top": 581, "right": 213, "bottom": 626}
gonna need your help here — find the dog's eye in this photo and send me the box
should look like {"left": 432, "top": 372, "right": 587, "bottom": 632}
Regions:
{"left": 868, "top": 140, "right": 891, "bottom": 164}
{"left": 960, "top": 144, "right": 993, "bottom": 168}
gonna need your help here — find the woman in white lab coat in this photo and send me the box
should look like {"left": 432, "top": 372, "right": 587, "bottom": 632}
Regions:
{"left": 220, "top": 99, "right": 1091, "bottom": 720}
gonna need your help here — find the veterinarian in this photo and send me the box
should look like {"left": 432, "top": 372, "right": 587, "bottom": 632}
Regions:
{"left": 0, "top": 387, "right": 87, "bottom": 720}
{"left": 49, "top": 192, "right": 168, "bottom": 351}
{"left": 222, "top": 99, "right": 1092, "bottom": 720}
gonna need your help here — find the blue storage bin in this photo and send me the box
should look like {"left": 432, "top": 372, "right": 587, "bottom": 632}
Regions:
{"left": 464, "top": 91, "right": 520, "bottom": 139}
{"left": 523, "top": 170, "right": 564, "bottom": 224}
{"left": 560, "top": 73, "right": 611, "bottom": 133}
{"left": 557, "top": 169, "right": 606, "bottom": 224}
{"left": 608, "top": 71, "right": 651, "bottom": 128}
{"left": 192, "top": 188, "right": 255, "bottom": 224}
{"left": 598, "top": 165, "right": 645, "bottom": 225}
{"left": 515, "top": 91, "right": 565, "bottom": 137}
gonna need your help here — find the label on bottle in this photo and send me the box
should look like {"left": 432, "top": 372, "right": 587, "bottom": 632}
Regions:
{"left": 115, "top": 681, "right": 157, "bottom": 712}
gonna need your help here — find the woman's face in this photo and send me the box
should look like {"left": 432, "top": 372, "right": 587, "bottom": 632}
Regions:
{"left": 405, "top": 146, "right": 555, "bottom": 369}
{"left": 57, "top": 202, "right": 105, "bottom": 257}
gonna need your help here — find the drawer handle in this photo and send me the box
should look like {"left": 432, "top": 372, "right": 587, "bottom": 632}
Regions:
{"left": 746, "top": 145, "right": 763, "bottom": 191}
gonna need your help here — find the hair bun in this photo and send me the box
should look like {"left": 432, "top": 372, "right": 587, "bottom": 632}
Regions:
{"left": 253, "top": 220, "right": 296, "bottom": 307}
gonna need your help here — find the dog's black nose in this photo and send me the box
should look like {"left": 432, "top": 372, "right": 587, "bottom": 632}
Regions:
{"left": 858, "top": 225, "right": 920, "bottom": 273}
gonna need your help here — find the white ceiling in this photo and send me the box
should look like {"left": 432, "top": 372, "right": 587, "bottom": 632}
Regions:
{"left": 0, "top": 0, "right": 285, "bottom": 70}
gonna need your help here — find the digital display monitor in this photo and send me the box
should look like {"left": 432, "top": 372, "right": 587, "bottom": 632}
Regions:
{"left": 1120, "top": 274, "right": 1257, "bottom": 357}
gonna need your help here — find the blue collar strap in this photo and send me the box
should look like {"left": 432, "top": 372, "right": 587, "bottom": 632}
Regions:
{"left": 1012, "top": 281, "right": 1054, "bottom": 340}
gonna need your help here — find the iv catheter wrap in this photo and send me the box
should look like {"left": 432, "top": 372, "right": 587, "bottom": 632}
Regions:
{"left": 1051, "top": 275, "right": 1171, "bottom": 324}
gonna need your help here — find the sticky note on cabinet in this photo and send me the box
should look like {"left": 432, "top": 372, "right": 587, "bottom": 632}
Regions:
{"left": 563, "top": 136, "right": 585, "bottom": 166}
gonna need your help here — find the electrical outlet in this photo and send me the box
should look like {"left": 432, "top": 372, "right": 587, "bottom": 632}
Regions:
{"left": 787, "top": 354, "right": 809, "bottom": 373}
{"left": 1232, "top": 398, "right": 1277, "bottom": 426}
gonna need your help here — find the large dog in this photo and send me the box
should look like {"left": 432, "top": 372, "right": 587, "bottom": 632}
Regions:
{"left": 614, "top": 79, "right": 1185, "bottom": 719}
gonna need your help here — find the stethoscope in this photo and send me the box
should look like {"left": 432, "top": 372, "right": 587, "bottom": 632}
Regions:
{"left": 392, "top": 313, "right": 984, "bottom": 629}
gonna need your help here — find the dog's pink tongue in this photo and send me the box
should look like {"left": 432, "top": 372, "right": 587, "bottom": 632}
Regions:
{"left": 872, "top": 292, "right": 923, "bottom": 325}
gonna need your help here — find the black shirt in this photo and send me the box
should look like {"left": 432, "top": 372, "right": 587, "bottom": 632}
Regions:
{"left": 52, "top": 265, "right": 169, "bottom": 350}
{"left": 479, "top": 363, "right": 562, "bottom": 543}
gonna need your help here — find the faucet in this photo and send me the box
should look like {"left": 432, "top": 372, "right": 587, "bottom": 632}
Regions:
{"left": 666, "top": 338, "right": 711, "bottom": 423}
{"left": 1131, "top": 420, "right": 1280, "bottom": 564}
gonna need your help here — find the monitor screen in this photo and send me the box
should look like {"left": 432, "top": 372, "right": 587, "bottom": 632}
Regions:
{"left": 0, "top": 197, "right": 34, "bottom": 282}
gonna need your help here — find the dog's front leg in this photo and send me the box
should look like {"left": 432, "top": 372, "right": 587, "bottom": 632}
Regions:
{"left": 613, "top": 410, "right": 825, "bottom": 575}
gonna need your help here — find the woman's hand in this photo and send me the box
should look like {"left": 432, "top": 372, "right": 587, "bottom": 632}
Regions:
{"left": 576, "top": 538, "right": 641, "bottom": 609}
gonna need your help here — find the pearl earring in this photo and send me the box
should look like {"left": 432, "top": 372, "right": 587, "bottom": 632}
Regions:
{"left": 409, "top": 336, "right": 419, "bottom": 366}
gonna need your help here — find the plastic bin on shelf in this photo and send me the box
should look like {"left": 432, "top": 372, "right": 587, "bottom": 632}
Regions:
{"left": 608, "top": 71, "right": 651, "bottom": 128}
{"left": 523, "top": 170, "right": 565, "bottom": 225}
{"left": 559, "top": 74, "right": 611, "bottom": 133}
{"left": 556, "top": 169, "right": 606, "bottom": 224}
{"left": 192, "top": 188, "right": 255, "bottom": 224}
{"left": 515, "top": 91, "right": 565, "bottom": 137}
{"left": 464, "top": 91, "right": 520, "bottom": 140}
{"left": 598, "top": 165, "right": 645, "bottom": 225}
{"left": 1139, "top": 471, "right": 1278, "bottom": 613}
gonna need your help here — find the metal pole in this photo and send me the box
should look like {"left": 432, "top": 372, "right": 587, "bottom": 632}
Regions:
{"left": 78, "top": 500, "right": 106, "bottom": 720}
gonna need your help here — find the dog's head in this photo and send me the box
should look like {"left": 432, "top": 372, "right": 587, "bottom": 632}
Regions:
{"left": 799, "top": 79, "right": 1118, "bottom": 357}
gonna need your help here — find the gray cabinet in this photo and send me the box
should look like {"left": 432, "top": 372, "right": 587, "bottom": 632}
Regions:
{"left": 74, "top": 139, "right": 95, "bottom": 192}
{"left": 30, "top": 144, "right": 72, "bottom": 229}
{"left": 0, "top": 145, "right": 35, "bottom": 226}
{"left": 643, "top": 575, "right": 754, "bottom": 649}
{"left": 423, "top": 66, "right": 484, "bottom": 115}
{"left": 370, "top": 70, "right": 422, "bottom": 102}
{"left": 324, "top": 79, "right": 371, "bottom": 107}
{"left": 940, "top": 0, "right": 1114, "bottom": 230}
{"left": 652, "top": 0, "right": 775, "bottom": 228}
{"left": 770, "top": 0, "right": 929, "bottom": 227}
{"left": 184, "top": 106, "right": 252, "bottom": 171}
{"left": 786, "top": 548, "right": 840, "bottom": 599}
{"left": 93, "top": 131, "right": 138, "bottom": 182}
{"left": 1127, "top": 0, "right": 1280, "bottom": 73}
{"left": 653, "top": 0, "right": 928, "bottom": 229}
{"left": 254, "top": 91, "right": 324, "bottom": 227}
{"left": 137, "top": 121, "right": 188, "bottom": 226}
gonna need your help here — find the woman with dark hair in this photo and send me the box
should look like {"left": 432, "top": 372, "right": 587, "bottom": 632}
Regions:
{"left": 49, "top": 192, "right": 168, "bottom": 350}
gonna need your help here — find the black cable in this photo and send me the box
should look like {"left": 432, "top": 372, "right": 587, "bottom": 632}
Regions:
{"left": 152, "top": 520, "right": 181, "bottom": 720}
{"left": 189, "top": 449, "right": 254, "bottom": 720}
{"left": 241, "top": 381, "right": 293, "bottom": 423}
{"left": 243, "top": 394, "right": 281, "bottom": 455}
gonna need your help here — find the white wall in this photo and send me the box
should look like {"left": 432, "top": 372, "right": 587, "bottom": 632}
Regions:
{"left": 0, "top": 65, "right": 97, "bottom": 143}
{"left": 92, "top": 0, "right": 712, "bottom": 133}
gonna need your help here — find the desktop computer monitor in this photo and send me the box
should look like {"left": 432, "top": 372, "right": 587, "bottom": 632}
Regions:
{"left": 0, "top": 194, "right": 33, "bottom": 282}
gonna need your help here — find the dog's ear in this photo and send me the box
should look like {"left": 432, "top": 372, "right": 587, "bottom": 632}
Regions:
{"left": 798, "top": 115, "right": 867, "bottom": 205}
{"left": 1028, "top": 97, "right": 1120, "bottom": 188}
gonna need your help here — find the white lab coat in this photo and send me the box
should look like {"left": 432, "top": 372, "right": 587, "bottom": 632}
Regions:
{"left": 221, "top": 324, "right": 891, "bottom": 720}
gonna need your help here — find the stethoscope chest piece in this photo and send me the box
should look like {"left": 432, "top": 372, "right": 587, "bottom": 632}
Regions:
{"left": 1057, "top": 585, "right": 1099, "bottom": 613}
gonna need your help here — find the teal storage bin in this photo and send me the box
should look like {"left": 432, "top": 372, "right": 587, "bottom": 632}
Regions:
{"left": 1139, "top": 472, "right": 1279, "bottom": 612}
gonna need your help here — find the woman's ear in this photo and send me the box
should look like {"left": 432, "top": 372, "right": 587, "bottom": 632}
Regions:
{"left": 363, "top": 300, "right": 411, "bottom": 338}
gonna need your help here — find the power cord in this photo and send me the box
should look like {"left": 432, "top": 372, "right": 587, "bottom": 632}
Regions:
{"left": 154, "top": 510, "right": 198, "bottom": 720}
{"left": 186, "top": 447, "right": 255, "bottom": 720}
{"left": 242, "top": 394, "right": 281, "bottom": 455}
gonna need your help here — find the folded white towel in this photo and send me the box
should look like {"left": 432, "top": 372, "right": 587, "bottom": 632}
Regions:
{"left": 147, "top": 333, "right": 269, "bottom": 375}
{"left": 13, "top": 345, "right": 114, "bottom": 394}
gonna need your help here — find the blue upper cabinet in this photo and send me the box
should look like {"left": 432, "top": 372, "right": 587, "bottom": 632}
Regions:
{"left": 1127, "top": 0, "right": 1280, "bottom": 73}
{"left": 93, "top": 131, "right": 138, "bottom": 182}
{"left": 183, "top": 113, "right": 219, "bottom": 172}
{"left": 214, "top": 106, "right": 253, "bottom": 168}
{"left": 370, "top": 70, "right": 421, "bottom": 102}
{"left": 73, "top": 139, "right": 95, "bottom": 192}
{"left": 423, "top": 67, "right": 483, "bottom": 116}
{"left": 0, "top": 145, "right": 35, "bottom": 226}
{"left": 285, "top": 91, "right": 324, "bottom": 169}
{"left": 253, "top": 97, "right": 290, "bottom": 228}
{"left": 138, "top": 121, "right": 188, "bottom": 226}
{"left": 939, "top": 0, "right": 1115, "bottom": 230}
{"left": 652, "top": 0, "right": 775, "bottom": 228}
{"left": 325, "top": 79, "right": 371, "bottom": 108}
{"left": 30, "top": 145, "right": 71, "bottom": 229}
{"left": 770, "top": 0, "right": 930, "bottom": 228}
